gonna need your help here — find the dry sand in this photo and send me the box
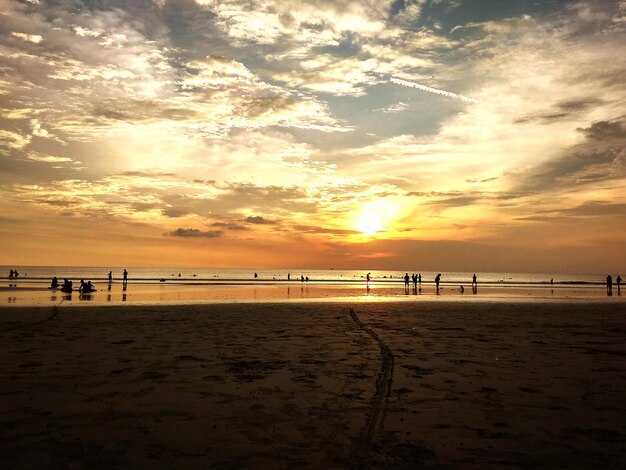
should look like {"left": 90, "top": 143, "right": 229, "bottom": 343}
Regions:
{"left": 0, "top": 301, "right": 625, "bottom": 468}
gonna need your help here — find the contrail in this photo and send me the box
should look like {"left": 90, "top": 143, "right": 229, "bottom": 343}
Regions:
{"left": 390, "top": 77, "right": 478, "bottom": 103}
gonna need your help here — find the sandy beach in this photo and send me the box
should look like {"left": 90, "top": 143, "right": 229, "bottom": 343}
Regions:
{"left": 1, "top": 300, "right": 625, "bottom": 468}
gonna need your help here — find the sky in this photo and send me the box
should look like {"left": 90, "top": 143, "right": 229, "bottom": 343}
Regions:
{"left": 0, "top": 0, "right": 625, "bottom": 273}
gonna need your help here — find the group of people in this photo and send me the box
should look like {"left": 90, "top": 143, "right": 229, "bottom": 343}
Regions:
{"left": 401, "top": 273, "right": 423, "bottom": 289}
{"left": 48, "top": 269, "right": 129, "bottom": 294}
{"left": 51, "top": 277, "right": 96, "bottom": 293}
{"left": 365, "top": 272, "right": 479, "bottom": 294}
{"left": 607, "top": 274, "right": 622, "bottom": 295}
{"left": 8, "top": 269, "right": 19, "bottom": 279}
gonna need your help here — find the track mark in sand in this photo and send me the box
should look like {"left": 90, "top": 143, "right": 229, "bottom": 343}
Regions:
{"left": 0, "top": 306, "right": 60, "bottom": 333}
{"left": 350, "top": 307, "right": 394, "bottom": 453}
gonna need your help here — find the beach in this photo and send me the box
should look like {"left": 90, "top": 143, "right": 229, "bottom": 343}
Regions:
{"left": 1, "top": 300, "right": 625, "bottom": 468}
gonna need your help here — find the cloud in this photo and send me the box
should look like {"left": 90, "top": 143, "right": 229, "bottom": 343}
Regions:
{"left": 11, "top": 32, "right": 43, "bottom": 44}
{"left": 390, "top": 77, "right": 478, "bottom": 103}
{"left": 377, "top": 101, "right": 409, "bottom": 114}
{"left": 514, "top": 120, "right": 626, "bottom": 192}
{"left": 293, "top": 224, "right": 360, "bottom": 235}
{"left": 167, "top": 228, "right": 224, "bottom": 237}
{"left": 245, "top": 215, "right": 276, "bottom": 225}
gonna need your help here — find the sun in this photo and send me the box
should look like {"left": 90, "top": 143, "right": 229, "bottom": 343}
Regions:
{"left": 355, "top": 211, "right": 383, "bottom": 236}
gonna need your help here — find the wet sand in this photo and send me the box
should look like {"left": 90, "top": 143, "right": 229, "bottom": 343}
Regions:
{"left": 1, "top": 301, "right": 625, "bottom": 468}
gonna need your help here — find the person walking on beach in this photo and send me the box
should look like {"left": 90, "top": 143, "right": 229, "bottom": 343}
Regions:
{"left": 617, "top": 275, "right": 622, "bottom": 294}
{"left": 123, "top": 269, "right": 128, "bottom": 286}
{"left": 472, "top": 273, "right": 477, "bottom": 287}
{"left": 435, "top": 273, "right": 441, "bottom": 292}
{"left": 366, "top": 272, "right": 371, "bottom": 284}
{"left": 606, "top": 274, "right": 613, "bottom": 295}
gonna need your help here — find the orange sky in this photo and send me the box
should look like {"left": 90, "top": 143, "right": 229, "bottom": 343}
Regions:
{"left": 0, "top": 0, "right": 625, "bottom": 273}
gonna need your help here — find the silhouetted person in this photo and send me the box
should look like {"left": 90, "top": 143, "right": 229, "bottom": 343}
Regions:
{"left": 86, "top": 281, "right": 95, "bottom": 293}
{"left": 460, "top": 285, "right": 464, "bottom": 293}
{"left": 78, "top": 279, "right": 86, "bottom": 292}
{"left": 14, "top": 270, "right": 18, "bottom": 278}
{"left": 418, "top": 273, "right": 421, "bottom": 284}
{"left": 435, "top": 273, "right": 441, "bottom": 292}
{"left": 108, "top": 271, "right": 112, "bottom": 283}
{"left": 9, "top": 269, "right": 14, "bottom": 279}
{"left": 472, "top": 274, "right": 477, "bottom": 287}
{"left": 61, "top": 279, "right": 73, "bottom": 293}
{"left": 288, "top": 273, "right": 291, "bottom": 281}
{"left": 413, "top": 274, "right": 418, "bottom": 289}
{"left": 617, "top": 275, "right": 622, "bottom": 294}
{"left": 254, "top": 273, "right": 258, "bottom": 279}
{"left": 50, "top": 276, "right": 59, "bottom": 289}
{"left": 301, "top": 275, "right": 304, "bottom": 282}
{"left": 366, "top": 272, "right": 371, "bottom": 284}
{"left": 404, "top": 273, "right": 410, "bottom": 286}
{"left": 550, "top": 278, "right": 553, "bottom": 286}
{"left": 607, "top": 275, "right": 612, "bottom": 295}
{"left": 123, "top": 269, "right": 128, "bottom": 285}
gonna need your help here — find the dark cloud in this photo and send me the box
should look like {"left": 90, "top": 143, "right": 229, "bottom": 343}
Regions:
{"left": 167, "top": 228, "right": 224, "bottom": 238}
{"left": 465, "top": 176, "right": 498, "bottom": 183}
{"left": 514, "top": 201, "right": 626, "bottom": 223}
{"left": 211, "top": 222, "right": 249, "bottom": 231}
{"left": 514, "top": 120, "right": 626, "bottom": 192}
{"left": 425, "top": 195, "right": 482, "bottom": 208}
{"left": 293, "top": 224, "right": 360, "bottom": 235}
{"left": 245, "top": 216, "right": 275, "bottom": 225}
{"left": 514, "top": 97, "right": 604, "bottom": 125}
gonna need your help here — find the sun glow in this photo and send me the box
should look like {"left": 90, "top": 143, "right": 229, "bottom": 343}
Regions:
{"left": 355, "top": 211, "right": 383, "bottom": 236}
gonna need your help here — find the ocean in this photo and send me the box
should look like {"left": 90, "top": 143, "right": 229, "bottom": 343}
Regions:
{"left": 1, "top": 265, "right": 608, "bottom": 286}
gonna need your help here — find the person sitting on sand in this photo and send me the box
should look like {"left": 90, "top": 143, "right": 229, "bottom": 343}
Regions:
{"left": 50, "top": 276, "right": 59, "bottom": 289}
{"left": 61, "top": 279, "right": 73, "bottom": 293}
{"left": 78, "top": 279, "right": 86, "bottom": 292}
{"left": 84, "top": 281, "right": 95, "bottom": 293}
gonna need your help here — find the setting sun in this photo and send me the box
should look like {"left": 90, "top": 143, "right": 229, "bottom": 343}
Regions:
{"left": 355, "top": 211, "right": 383, "bottom": 236}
